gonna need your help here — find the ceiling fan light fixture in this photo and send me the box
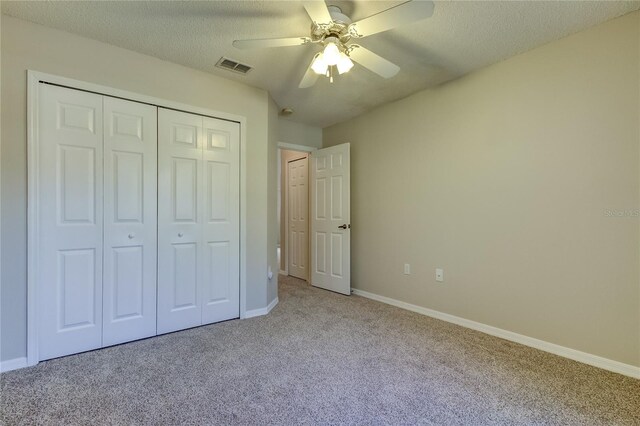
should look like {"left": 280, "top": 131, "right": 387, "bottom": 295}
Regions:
{"left": 336, "top": 52, "right": 354, "bottom": 74}
{"left": 234, "top": 0, "right": 436, "bottom": 89}
{"left": 311, "top": 53, "right": 328, "bottom": 75}
{"left": 323, "top": 41, "right": 341, "bottom": 66}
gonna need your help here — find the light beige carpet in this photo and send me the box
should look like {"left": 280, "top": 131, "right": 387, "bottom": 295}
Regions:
{"left": 1, "top": 275, "right": 638, "bottom": 425}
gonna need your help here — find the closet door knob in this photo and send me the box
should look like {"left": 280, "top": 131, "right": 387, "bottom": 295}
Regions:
{"left": 178, "top": 232, "right": 184, "bottom": 238}
{"left": 128, "top": 233, "right": 135, "bottom": 239}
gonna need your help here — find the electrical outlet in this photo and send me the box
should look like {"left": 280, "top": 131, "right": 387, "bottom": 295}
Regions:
{"left": 404, "top": 264, "right": 411, "bottom": 275}
{"left": 436, "top": 268, "right": 444, "bottom": 282}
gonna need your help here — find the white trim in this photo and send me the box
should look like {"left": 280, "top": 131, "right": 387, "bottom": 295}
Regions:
{"left": 243, "top": 308, "right": 266, "bottom": 319}
{"left": 0, "top": 357, "right": 28, "bottom": 373}
{"left": 352, "top": 288, "right": 640, "bottom": 379}
{"left": 27, "top": 71, "right": 40, "bottom": 366}
{"left": 29, "top": 71, "right": 247, "bottom": 124}
{"left": 27, "top": 70, "right": 248, "bottom": 365}
{"left": 244, "top": 297, "right": 279, "bottom": 319}
{"left": 277, "top": 142, "right": 318, "bottom": 153}
{"left": 239, "top": 103, "right": 248, "bottom": 321}
{"left": 267, "top": 296, "right": 279, "bottom": 313}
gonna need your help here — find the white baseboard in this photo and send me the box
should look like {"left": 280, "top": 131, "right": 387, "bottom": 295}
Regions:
{"left": 352, "top": 288, "right": 640, "bottom": 379}
{"left": 0, "top": 357, "right": 28, "bottom": 373}
{"left": 244, "top": 297, "right": 279, "bottom": 319}
{"left": 267, "top": 296, "right": 279, "bottom": 313}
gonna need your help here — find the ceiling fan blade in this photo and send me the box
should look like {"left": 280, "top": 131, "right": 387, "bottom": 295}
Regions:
{"left": 233, "top": 37, "right": 311, "bottom": 49}
{"left": 348, "top": 45, "right": 400, "bottom": 78}
{"left": 303, "top": 1, "right": 333, "bottom": 24}
{"left": 348, "top": 0, "right": 434, "bottom": 38}
{"left": 299, "top": 57, "right": 320, "bottom": 88}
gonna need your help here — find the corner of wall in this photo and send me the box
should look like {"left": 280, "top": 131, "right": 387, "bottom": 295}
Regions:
{"left": 267, "top": 95, "right": 280, "bottom": 305}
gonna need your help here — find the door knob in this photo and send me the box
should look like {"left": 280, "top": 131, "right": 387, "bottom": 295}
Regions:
{"left": 178, "top": 232, "right": 184, "bottom": 238}
{"left": 338, "top": 224, "right": 348, "bottom": 229}
{"left": 128, "top": 233, "right": 135, "bottom": 239}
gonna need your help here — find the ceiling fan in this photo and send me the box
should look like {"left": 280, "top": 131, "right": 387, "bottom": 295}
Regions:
{"left": 233, "top": 0, "right": 435, "bottom": 88}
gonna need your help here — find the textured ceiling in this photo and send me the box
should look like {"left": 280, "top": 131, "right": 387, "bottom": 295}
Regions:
{"left": 2, "top": 1, "right": 638, "bottom": 127}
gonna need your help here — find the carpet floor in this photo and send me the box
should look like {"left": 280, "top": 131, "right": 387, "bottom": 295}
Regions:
{"left": 1, "top": 275, "right": 639, "bottom": 425}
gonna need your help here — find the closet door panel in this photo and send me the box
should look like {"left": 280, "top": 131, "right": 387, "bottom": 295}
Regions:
{"left": 172, "top": 242, "right": 199, "bottom": 307}
{"left": 38, "top": 84, "right": 104, "bottom": 361}
{"left": 103, "top": 97, "right": 157, "bottom": 346}
{"left": 201, "top": 117, "right": 240, "bottom": 324}
{"left": 157, "top": 109, "right": 203, "bottom": 334}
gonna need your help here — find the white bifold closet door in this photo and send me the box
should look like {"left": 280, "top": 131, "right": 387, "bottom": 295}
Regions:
{"left": 157, "top": 108, "right": 240, "bottom": 334}
{"left": 37, "top": 84, "right": 157, "bottom": 360}
{"left": 102, "top": 97, "right": 157, "bottom": 346}
{"left": 38, "top": 85, "right": 105, "bottom": 360}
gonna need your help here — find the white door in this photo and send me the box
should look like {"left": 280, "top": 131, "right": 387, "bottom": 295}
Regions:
{"left": 157, "top": 109, "right": 203, "bottom": 333}
{"left": 38, "top": 84, "right": 104, "bottom": 360}
{"left": 201, "top": 117, "right": 240, "bottom": 324}
{"left": 102, "top": 97, "right": 157, "bottom": 346}
{"left": 288, "top": 157, "right": 309, "bottom": 280}
{"left": 310, "top": 143, "right": 351, "bottom": 295}
{"left": 157, "top": 109, "right": 240, "bottom": 334}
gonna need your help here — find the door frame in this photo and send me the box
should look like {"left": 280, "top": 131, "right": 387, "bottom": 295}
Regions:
{"left": 26, "top": 70, "right": 248, "bottom": 367}
{"left": 277, "top": 142, "right": 316, "bottom": 276}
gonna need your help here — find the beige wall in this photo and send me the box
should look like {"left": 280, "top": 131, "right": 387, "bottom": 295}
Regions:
{"left": 324, "top": 12, "right": 640, "bottom": 367}
{"left": 267, "top": 96, "right": 279, "bottom": 304}
{"left": 0, "top": 16, "right": 272, "bottom": 361}
{"left": 278, "top": 119, "right": 322, "bottom": 149}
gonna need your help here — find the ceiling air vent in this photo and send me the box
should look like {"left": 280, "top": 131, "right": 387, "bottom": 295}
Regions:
{"left": 216, "top": 57, "right": 253, "bottom": 75}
